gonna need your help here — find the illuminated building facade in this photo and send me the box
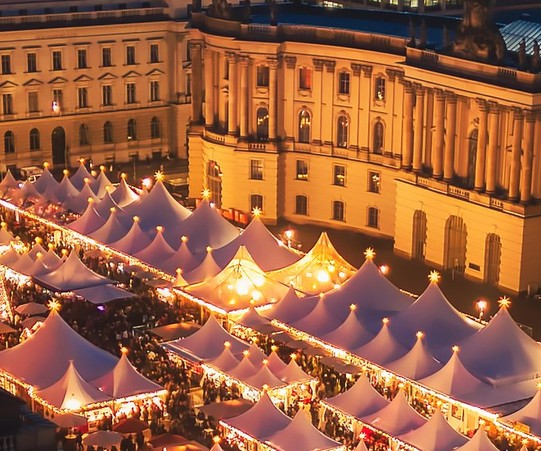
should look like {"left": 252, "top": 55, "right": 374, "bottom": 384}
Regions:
{"left": 187, "top": 2, "right": 541, "bottom": 294}
{"left": 0, "top": 0, "right": 192, "bottom": 172}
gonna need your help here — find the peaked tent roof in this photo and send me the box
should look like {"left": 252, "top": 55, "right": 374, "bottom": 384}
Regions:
{"left": 90, "top": 170, "right": 114, "bottom": 198}
{"left": 27, "top": 253, "right": 63, "bottom": 278}
{"left": 185, "top": 246, "right": 289, "bottom": 312}
{"left": 40, "top": 181, "right": 60, "bottom": 204}
{"left": 261, "top": 287, "right": 319, "bottom": 324}
{"left": 230, "top": 306, "right": 278, "bottom": 334}
{"left": 162, "top": 314, "right": 249, "bottom": 363}
{"left": 458, "top": 306, "right": 541, "bottom": 385}
{"left": 160, "top": 239, "right": 201, "bottom": 276}
{"left": 244, "top": 365, "right": 287, "bottom": 390}
{"left": 267, "top": 231, "right": 356, "bottom": 295}
{"left": 222, "top": 393, "right": 291, "bottom": 440}
{"left": 321, "top": 307, "right": 375, "bottom": 352}
{"left": 213, "top": 215, "right": 300, "bottom": 272}
{"left": 354, "top": 440, "right": 369, "bottom": 451}
{"left": 12, "top": 180, "right": 41, "bottom": 205}
{"left": 323, "top": 374, "right": 389, "bottom": 420}
{"left": 67, "top": 202, "right": 106, "bottom": 236}
{"left": 419, "top": 348, "right": 489, "bottom": 398}
{"left": 352, "top": 319, "right": 408, "bottom": 366}
{"left": 0, "top": 310, "right": 118, "bottom": 388}
{"left": 73, "top": 284, "right": 136, "bottom": 304}
{"left": 246, "top": 342, "right": 268, "bottom": 367}
{"left": 65, "top": 182, "right": 100, "bottom": 214}
{"left": 0, "top": 170, "right": 20, "bottom": 197}
{"left": 90, "top": 352, "right": 163, "bottom": 398}
{"left": 276, "top": 358, "right": 315, "bottom": 384}
{"left": 176, "top": 198, "right": 240, "bottom": 255}
{"left": 89, "top": 209, "right": 129, "bottom": 245}
{"left": 135, "top": 227, "right": 176, "bottom": 268}
{"left": 207, "top": 346, "right": 241, "bottom": 373}
{"left": 183, "top": 249, "right": 222, "bottom": 284}
{"left": 398, "top": 409, "right": 468, "bottom": 451}
{"left": 0, "top": 246, "right": 19, "bottom": 267}
{"left": 94, "top": 191, "right": 122, "bottom": 218}
{"left": 55, "top": 174, "right": 80, "bottom": 203}
{"left": 266, "top": 351, "right": 288, "bottom": 375}
{"left": 27, "top": 242, "right": 47, "bottom": 260}
{"left": 33, "top": 249, "right": 112, "bottom": 292}
{"left": 502, "top": 387, "right": 541, "bottom": 436}
{"left": 0, "top": 224, "right": 14, "bottom": 245}
{"left": 110, "top": 177, "right": 139, "bottom": 208}
{"left": 454, "top": 428, "right": 499, "bottom": 451}
{"left": 386, "top": 333, "right": 442, "bottom": 380}
{"left": 36, "top": 361, "right": 111, "bottom": 410}
{"left": 291, "top": 294, "right": 344, "bottom": 337}
{"left": 69, "top": 163, "right": 93, "bottom": 191}
{"left": 32, "top": 167, "right": 59, "bottom": 194}
{"left": 362, "top": 389, "right": 427, "bottom": 436}
{"left": 389, "top": 282, "right": 481, "bottom": 360}
{"left": 9, "top": 252, "right": 35, "bottom": 275}
{"left": 267, "top": 409, "right": 343, "bottom": 451}
{"left": 108, "top": 218, "right": 152, "bottom": 255}
{"left": 228, "top": 355, "right": 258, "bottom": 380}
{"left": 42, "top": 248, "right": 62, "bottom": 268}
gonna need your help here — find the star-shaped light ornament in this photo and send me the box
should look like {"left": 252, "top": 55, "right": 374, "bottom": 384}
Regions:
{"left": 498, "top": 296, "right": 511, "bottom": 309}
{"left": 364, "top": 247, "right": 375, "bottom": 260}
{"left": 428, "top": 270, "right": 441, "bottom": 283}
{"left": 201, "top": 188, "right": 211, "bottom": 200}
{"left": 252, "top": 206, "right": 262, "bottom": 217}
{"left": 154, "top": 170, "right": 164, "bottom": 182}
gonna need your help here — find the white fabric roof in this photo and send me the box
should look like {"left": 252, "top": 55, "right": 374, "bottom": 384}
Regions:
{"left": 40, "top": 182, "right": 60, "bottom": 204}
{"left": 261, "top": 288, "right": 318, "bottom": 325}
{"left": 291, "top": 295, "right": 344, "bottom": 336}
{"left": 0, "top": 225, "right": 14, "bottom": 245}
{"left": 230, "top": 306, "right": 277, "bottom": 334}
{"left": 110, "top": 177, "right": 139, "bottom": 208}
{"left": 458, "top": 306, "right": 541, "bottom": 385}
{"left": 162, "top": 314, "right": 249, "bottom": 363}
{"left": 323, "top": 374, "right": 389, "bottom": 419}
{"left": 223, "top": 393, "right": 291, "bottom": 440}
{"left": 0, "top": 246, "right": 19, "bottom": 267}
{"left": 33, "top": 167, "right": 59, "bottom": 194}
{"left": 36, "top": 361, "right": 111, "bottom": 409}
{"left": 207, "top": 346, "right": 241, "bottom": 373}
{"left": 398, "top": 409, "right": 468, "bottom": 451}
{"left": 108, "top": 218, "right": 152, "bottom": 255}
{"left": 89, "top": 209, "right": 129, "bottom": 245}
{"left": 0, "top": 170, "right": 20, "bottom": 197}
{"left": 362, "top": 389, "right": 427, "bottom": 436}
{"left": 64, "top": 183, "right": 100, "bottom": 214}
{"left": 386, "top": 333, "right": 442, "bottom": 380}
{"left": 502, "top": 387, "right": 541, "bottom": 436}
{"left": 246, "top": 342, "right": 268, "bottom": 367}
{"left": 454, "top": 428, "right": 499, "bottom": 451}
{"left": 94, "top": 191, "right": 122, "bottom": 218}
{"left": 55, "top": 175, "right": 80, "bottom": 203}
{"left": 67, "top": 203, "right": 106, "bottom": 236}
{"left": 69, "top": 164, "right": 93, "bottom": 191}
{"left": 176, "top": 198, "right": 240, "bottom": 255}
{"left": 26, "top": 253, "right": 62, "bottom": 278}
{"left": 12, "top": 180, "right": 41, "bottom": 205}
{"left": 321, "top": 308, "right": 375, "bottom": 352}
{"left": 135, "top": 228, "right": 176, "bottom": 267}
{"left": 276, "top": 358, "right": 315, "bottom": 384}
{"left": 267, "top": 232, "right": 355, "bottom": 295}
{"left": 389, "top": 282, "right": 481, "bottom": 361}
{"left": 33, "top": 250, "right": 112, "bottom": 292}
{"left": 9, "top": 253, "right": 35, "bottom": 275}
{"left": 213, "top": 216, "right": 300, "bottom": 272}
{"left": 182, "top": 250, "right": 222, "bottom": 284}
{"left": 354, "top": 440, "right": 369, "bottom": 451}
{"left": 353, "top": 319, "right": 408, "bottom": 366}
{"left": 266, "top": 351, "right": 288, "bottom": 375}
{"left": 244, "top": 365, "right": 287, "bottom": 390}
{"left": 73, "top": 284, "right": 136, "bottom": 304}
{"left": 91, "top": 170, "right": 113, "bottom": 197}
{"left": 266, "top": 409, "right": 343, "bottom": 451}
{"left": 90, "top": 352, "right": 163, "bottom": 398}
{"left": 27, "top": 242, "right": 47, "bottom": 260}
{"left": 160, "top": 240, "right": 201, "bottom": 276}
{"left": 228, "top": 355, "right": 258, "bottom": 380}
{"left": 0, "top": 310, "right": 118, "bottom": 388}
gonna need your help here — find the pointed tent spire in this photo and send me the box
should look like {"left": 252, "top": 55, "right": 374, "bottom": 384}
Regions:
{"left": 266, "top": 349, "right": 288, "bottom": 374}
{"left": 262, "top": 287, "right": 318, "bottom": 324}
{"left": 109, "top": 217, "right": 152, "bottom": 255}
{"left": 65, "top": 181, "right": 100, "bottom": 214}
{"left": 0, "top": 170, "right": 20, "bottom": 197}
{"left": 161, "top": 237, "right": 200, "bottom": 276}
{"left": 244, "top": 364, "right": 287, "bottom": 390}
{"left": 111, "top": 176, "right": 140, "bottom": 208}
{"left": 276, "top": 357, "right": 315, "bottom": 384}
{"left": 228, "top": 353, "right": 258, "bottom": 380}
{"left": 353, "top": 318, "right": 408, "bottom": 366}
{"left": 33, "top": 166, "right": 59, "bottom": 195}
{"left": 503, "top": 384, "right": 541, "bottom": 435}
{"left": 67, "top": 202, "right": 106, "bottom": 236}
{"left": 91, "top": 169, "right": 113, "bottom": 198}
{"left": 89, "top": 208, "right": 129, "bottom": 245}
{"left": 55, "top": 173, "right": 80, "bottom": 203}
{"left": 94, "top": 190, "right": 122, "bottom": 218}
{"left": 12, "top": 180, "right": 41, "bottom": 205}
{"left": 135, "top": 226, "right": 176, "bottom": 267}
{"left": 70, "top": 162, "right": 93, "bottom": 191}
{"left": 354, "top": 439, "right": 369, "bottom": 451}
{"left": 454, "top": 427, "right": 499, "bottom": 451}
{"left": 321, "top": 306, "right": 375, "bottom": 352}
{"left": 246, "top": 342, "right": 268, "bottom": 367}
{"left": 207, "top": 344, "right": 241, "bottom": 373}
{"left": 0, "top": 223, "right": 14, "bottom": 245}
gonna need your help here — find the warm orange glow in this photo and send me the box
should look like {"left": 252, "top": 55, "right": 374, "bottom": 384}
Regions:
{"left": 364, "top": 247, "right": 375, "bottom": 260}
{"left": 63, "top": 169, "right": 69, "bottom": 176}
{"left": 156, "top": 225, "right": 163, "bottom": 233}
{"left": 154, "top": 171, "right": 164, "bottom": 182}
{"left": 350, "top": 303, "right": 357, "bottom": 311}
{"left": 382, "top": 317, "right": 389, "bottom": 325}
{"left": 43, "top": 162, "right": 50, "bottom": 169}
{"left": 35, "top": 237, "right": 42, "bottom": 244}
{"left": 252, "top": 206, "right": 262, "bottom": 217}
{"left": 224, "top": 341, "right": 231, "bottom": 348}
{"left": 121, "top": 172, "right": 127, "bottom": 179}
{"left": 213, "top": 436, "right": 221, "bottom": 444}
{"left": 133, "top": 215, "right": 139, "bottom": 222}
{"left": 202, "top": 188, "right": 211, "bottom": 199}
{"left": 120, "top": 346, "right": 129, "bottom": 354}
{"left": 416, "top": 331, "right": 424, "bottom": 339}
{"left": 48, "top": 299, "right": 61, "bottom": 312}
{"left": 429, "top": 270, "right": 440, "bottom": 283}
{"left": 452, "top": 345, "right": 460, "bottom": 353}
{"left": 498, "top": 296, "right": 511, "bottom": 308}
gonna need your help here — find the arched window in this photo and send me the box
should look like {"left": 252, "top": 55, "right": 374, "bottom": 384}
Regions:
{"left": 151, "top": 117, "right": 160, "bottom": 139}
{"left": 298, "top": 109, "right": 310, "bottom": 143}
{"left": 373, "top": 120, "right": 384, "bottom": 154}
{"left": 256, "top": 107, "right": 269, "bottom": 142}
{"left": 29, "top": 128, "right": 40, "bottom": 151}
{"left": 337, "top": 114, "right": 348, "bottom": 148}
{"left": 467, "top": 129, "right": 478, "bottom": 189}
{"left": 79, "top": 124, "right": 90, "bottom": 146}
{"left": 4, "top": 131, "right": 14, "bottom": 154}
{"left": 127, "top": 119, "right": 137, "bottom": 141}
{"left": 103, "top": 121, "right": 113, "bottom": 143}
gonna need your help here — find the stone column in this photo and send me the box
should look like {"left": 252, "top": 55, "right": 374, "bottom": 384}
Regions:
{"left": 474, "top": 99, "right": 488, "bottom": 192}
{"left": 350, "top": 63, "right": 362, "bottom": 151}
{"left": 239, "top": 56, "right": 249, "bottom": 139}
{"left": 268, "top": 58, "right": 277, "bottom": 140}
{"left": 203, "top": 46, "right": 214, "bottom": 128}
{"left": 322, "top": 60, "right": 336, "bottom": 146}
{"left": 509, "top": 108, "right": 524, "bottom": 201}
{"left": 190, "top": 42, "right": 203, "bottom": 124}
{"left": 402, "top": 81, "right": 414, "bottom": 169}
{"left": 312, "top": 58, "right": 324, "bottom": 145}
{"left": 520, "top": 111, "right": 535, "bottom": 204}
{"left": 359, "top": 65, "right": 372, "bottom": 151}
{"left": 443, "top": 92, "right": 457, "bottom": 182}
{"left": 532, "top": 114, "right": 541, "bottom": 199}
{"left": 432, "top": 89, "right": 445, "bottom": 179}
{"left": 486, "top": 103, "right": 500, "bottom": 194}
{"left": 283, "top": 56, "right": 296, "bottom": 142}
{"left": 227, "top": 53, "right": 238, "bottom": 135}
{"left": 413, "top": 84, "right": 425, "bottom": 172}
{"left": 218, "top": 53, "right": 227, "bottom": 131}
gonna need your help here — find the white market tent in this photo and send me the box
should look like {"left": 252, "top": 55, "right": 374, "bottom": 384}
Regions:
{"left": 386, "top": 332, "right": 442, "bottom": 380}
{"left": 40, "top": 182, "right": 60, "bottom": 204}
{"left": 0, "top": 310, "right": 118, "bottom": 388}
{"left": 246, "top": 342, "right": 269, "bottom": 366}
{"left": 229, "top": 306, "right": 279, "bottom": 335}
{"left": 11, "top": 180, "right": 41, "bottom": 206}
{"left": 454, "top": 428, "right": 499, "bottom": 451}
{"left": 69, "top": 163, "right": 93, "bottom": 191}
{"left": 398, "top": 409, "right": 469, "bottom": 451}
{"left": 176, "top": 198, "right": 240, "bottom": 255}
{"left": 266, "top": 350, "right": 288, "bottom": 375}
{"left": 0, "top": 246, "right": 20, "bottom": 267}
{"left": 66, "top": 202, "right": 106, "bottom": 236}
{"left": 291, "top": 294, "right": 345, "bottom": 337}
{"left": 388, "top": 281, "right": 481, "bottom": 361}
{"left": 458, "top": 305, "right": 541, "bottom": 385}
{"left": 108, "top": 217, "right": 152, "bottom": 255}
{"left": 90, "top": 352, "right": 164, "bottom": 398}
{"left": 90, "top": 170, "right": 113, "bottom": 198}
{"left": 212, "top": 215, "right": 300, "bottom": 272}
{"left": 266, "top": 409, "right": 344, "bottom": 451}
{"left": 183, "top": 246, "right": 289, "bottom": 313}
{"left": 27, "top": 242, "right": 47, "bottom": 260}
{"left": 73, "top": 284, "right": 136, "bottom": 304}
{"left": 183, "top": 249, "right": 227, "bottom": 284}
{"left": 228, "top": 354, "right": 258, "bottom": 381}
{"left": 162, "top": 314, "right": 249, "bottom": 363}
{"left": 55, "top": 174, "right": 80, "bottom": 203}
{"left": 110, "top": 177, "right": 139, "bottom": 208}
{"left": 261, "top": 287, "right": 318, "bottom": 325}
{"left": 0, "top": 170, "right": 20, "bottom": 198}
{"left": 208, "top": 345, "right": 240, "bottom": 373}
{"left": 276, "top": 358, "right": 315, "bottom": 385}
{"left": 322, "top": 374, "right": 390, "bottom": 420}
{"left": 134, "top": 227, "right": 176, "bottom": 269}
{"left": 94, "top": 190, "right": 122, "bottom": 218}
{"left": 267, "top": 232, "right": 355, "bottom": 295}
{"left": 65, "top": 182, "right": 100, "bottom": 214}
{"left": 89, "top": 208, "right": 129, "bottom": 245}
{"left": 244, "top": 364, "right": 288, "bottom": 391}
{"left": 0, "top": 224, "right": 15, "bottom": 245}
{"left": 35, "top": 361, "right": 111, "bottom": 410}
{"left": 160, "top": 239, "right": 201, "bottom": 276}
{"left": 32, "top": 167, "right": 59, "bottom": 194}
{"left": 320, "top": 306, "right": 375, "bottom": 352}
{"left": 501, "top": 387, "right": 541, "bottom": 436}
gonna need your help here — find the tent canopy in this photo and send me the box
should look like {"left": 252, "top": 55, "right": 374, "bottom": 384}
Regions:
{"left": 386, "top": 332, "right": 442, "bottom": 380}
{"left": 73, "top": 284, "right": 136, "bottom": 304}
{"left": 67, "top": 203, "right": 106, "bottom": 236}
{"left": 352, "top": 319, "right": 408, "bottom": 366}
{"left": 502, "top": 386, "right": 541, "bottom": 436}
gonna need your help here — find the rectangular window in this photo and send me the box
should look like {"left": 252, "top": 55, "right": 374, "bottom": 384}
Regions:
{"left": 52, "top": 50, "right": 62, "bottom": 70}
{"left": 338, "top": 72, "right": 350, "bottom": 95}
{"left": 375, "top": 76, "right": 386, "bottom": 101}
{"left": 333, "top": 200, "right": 345, "bottom": 222}
{"left": 126, "top": 45, "right": 136, "bottom": 65}
{"left": 333, "top": 165, "right": 346, "bottom": 186}
{"left": 53, "top": 89, "right": 63, "bottom": 109}
{"left": 296, "top": 160, "right": 308, "bottom": 180}
{"left": 27, "top": 53, "right": 37, "bottom": 73}
{"left": 256, "top": 66, "right": 269, "bottom": 87}
{"left": 77, "top": 87, "right": 88, "bottom": 108}
{"left": 28, "top": 92, "right": 39, "bottom": 113}
{"left": 150, "top": 43, "right": 159, "bottom": 63}
{"left": 77, "top": 49, "right": 88, "bottom": 69}
{"left": 250, "top": 194, "right": 263, "bottom": 212}
{"left": 102, "top": 48, "right": 112, "bottom": 67}
{"left": 102, "top": 85, "right": 113, "bottom": 106}
{"left": 250, "top": 159, "right": 264, "bottom": 180}
{"left": 368, "top": 171, "right": 381, "bottom": 193}
{"left": 126, "top": 83, "right": 136, "bottom": 104}
{"left": 2, "top": 94, "right": 13, "bottom": 115}
{"left": 299, "top": 67, "right": 312, "bottom": 90}
{"left": 368, "top": 207, "right": 379, "bottom": 228}
{"left": 295, "top": 195, "right": 308, "bottom": 215}
{"left": 1, "top": 55, "right": 11, "bottom": 75}
{"left": 150, "top": 81, "right": 159, "bottom": 102}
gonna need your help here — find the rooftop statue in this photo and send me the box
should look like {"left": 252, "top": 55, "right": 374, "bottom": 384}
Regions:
{"left": 451, "top": 0, "right": 506, "bottom": 63}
